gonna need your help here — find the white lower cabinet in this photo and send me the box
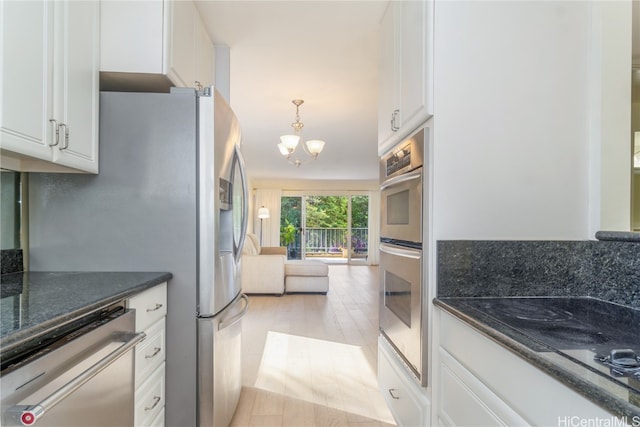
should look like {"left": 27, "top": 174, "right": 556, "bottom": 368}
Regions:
{"left": 436, "top": 308, "right": 616, "bottom": 427}
{"left": 135, "top": 363, "right": 166, "bottom": 426}
{"left": 135, "top": 319, "right": 166, "bottom": 384}
{"left": 438, "top": 349, "right": 528, "bottom": 426}
{"left": 128, "top": 283, "right": 168, "bottom": 427}
{"left": 378, "top": 337, "right": 431, "bottom": 427}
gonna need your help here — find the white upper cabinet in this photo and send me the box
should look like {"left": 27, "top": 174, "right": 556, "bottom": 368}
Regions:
{"left": 378, "top": 0, "right": 434, "bottom": 155}
{"left": 378, "top": 2, "right": 397, "bottom": 154}
{"left": 168, "top": 0, "right": 197, "bottom": 88}
{"left": 0, "top": 0, "right": 99, "bottom": 173}
{"left": 54, "top": 1, "right": 100, "bottom": 173}
{"left": 100, "top": 0, "right": 215, "bottom": 91}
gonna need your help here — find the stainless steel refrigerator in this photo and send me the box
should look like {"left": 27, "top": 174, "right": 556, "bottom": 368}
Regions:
{"left": 28, "top": 87, "right": 249, "bottom": 427}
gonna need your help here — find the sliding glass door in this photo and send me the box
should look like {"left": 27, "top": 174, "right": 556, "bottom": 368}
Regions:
{"left": 280, "top": 194, "right": 369, "bottom": 264}
{"left": 305, "top": 195, "right": 348, "bottom": 263}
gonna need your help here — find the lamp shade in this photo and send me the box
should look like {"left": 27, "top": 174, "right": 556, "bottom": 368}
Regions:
{"left": 277, "top": 143, "right": 290, "bottom": 156}
{"left": 258, "top": 207, "right": 270, "bottom": 219}
{"left": 305, "top": 139, "right": 325, "bottom": 156}
{"left": 279, "top": 134, "right": 300, "bottom": 151}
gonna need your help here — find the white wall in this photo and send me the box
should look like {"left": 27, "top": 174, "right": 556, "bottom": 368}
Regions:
{"left": 630, "top": 71, "right": 639, "bottom": 231}
{"left": 253, "top": 188, "right": 282, "bottom": 247}
{"left": 432, "top": 1, "right": 632, "bottom": 240}
{"left": 589, "top": 1, "right": 633, "bottom": 233}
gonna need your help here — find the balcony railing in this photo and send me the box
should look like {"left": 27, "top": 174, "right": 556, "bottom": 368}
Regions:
{"left": 286, "top": 227, "right": 368, "bottom": 259}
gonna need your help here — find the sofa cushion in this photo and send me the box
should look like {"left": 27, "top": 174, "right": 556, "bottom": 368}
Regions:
{"left": 285, "top": 260, "right": 328, "bottom": 277}
{"left": 243, "top": 233, "right": 260, "bottom": 256}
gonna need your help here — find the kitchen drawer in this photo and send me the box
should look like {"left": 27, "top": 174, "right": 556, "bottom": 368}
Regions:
{"left": 135, "top": 362, "right": 166, "bottom": 427}
{"left": 135, "top": 318, "right": 166, "bottom": 386}
{"left": 378, "top": 337, "right": 430, "bottom": 427}
{"left": 129, "top": 282, "right": 167, "bottom": 331}
{"left": 438, "top": 348, "right": 529, "bottom": 426}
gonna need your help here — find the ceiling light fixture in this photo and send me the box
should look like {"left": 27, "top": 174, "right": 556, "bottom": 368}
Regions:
{"left": 278, "top": 99, "right": 325, "bottom": 167}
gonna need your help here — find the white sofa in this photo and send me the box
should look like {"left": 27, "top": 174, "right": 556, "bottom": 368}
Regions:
{"left": 241, "top": 233, "right": 287, "bottom": 294}
{"left": 241, "top": 233, "right": 329, "bottom": 295}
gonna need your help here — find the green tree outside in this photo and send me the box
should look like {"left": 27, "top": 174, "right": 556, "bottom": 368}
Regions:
{"left": 280, "top": 195, "right": 368, "bottom": 230}
{"left": 280, "top": 195, "right": 369, "bottom": 256}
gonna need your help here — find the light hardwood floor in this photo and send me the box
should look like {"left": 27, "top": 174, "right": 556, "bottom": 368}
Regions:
{"left": 230, "top": 265, "right": 396, "bottom": 427}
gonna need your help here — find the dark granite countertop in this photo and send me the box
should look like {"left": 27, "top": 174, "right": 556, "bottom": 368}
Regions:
{"left": 595, "top": 231, "right": 640, "bottom": 242}
{"left": 0, "top": 271, "right": 172, "bottom": 361}
{"left": 434, "top": 296, "right": 640, "bottom": 420}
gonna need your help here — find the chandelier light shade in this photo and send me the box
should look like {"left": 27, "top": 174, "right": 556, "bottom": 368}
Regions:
{"left": 305, "top": 139, "right": 325, "bottom": 157}
{"left": 278, "top": 134, "right": 300, "bottom": 154}
{"left": 278, "top": 99, "right": 326, "bottom": 167}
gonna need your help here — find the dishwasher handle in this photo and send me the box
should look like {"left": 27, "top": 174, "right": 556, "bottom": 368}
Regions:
{"left": 6, "top": 332, "right": 146, "bottom": 426}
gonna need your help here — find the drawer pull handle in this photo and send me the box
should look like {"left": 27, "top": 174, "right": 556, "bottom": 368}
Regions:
{"left": 145, "top": 347, "right": 161, "bottom": 359}
{"left": 146, "top": 303, "right": 163, "bottom": 312}
{"left": 145, "top": 396, "right": 161, "bottom": 411}
{"left": 388, "top": 388, "right": 400, "bottom": 400}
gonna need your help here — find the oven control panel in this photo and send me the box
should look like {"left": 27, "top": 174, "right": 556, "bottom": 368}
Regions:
{"left": 380, "top": 128, "right": 425, "bottom": 181}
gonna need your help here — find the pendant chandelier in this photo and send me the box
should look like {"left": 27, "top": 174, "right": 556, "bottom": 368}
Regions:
{"left": 277, "top": 99, "right": 326, "bottom": 167}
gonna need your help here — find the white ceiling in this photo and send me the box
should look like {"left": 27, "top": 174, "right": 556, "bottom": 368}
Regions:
{"left": 195, "top": 1, "right": 640, "bottom": 183}
{"left": 195, "top": 1, "right": 388, "bottom": 183}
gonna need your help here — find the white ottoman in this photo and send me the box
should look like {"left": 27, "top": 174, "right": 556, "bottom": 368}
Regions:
{"left": 284, "top": 260, "right": 329, "bottom": 294}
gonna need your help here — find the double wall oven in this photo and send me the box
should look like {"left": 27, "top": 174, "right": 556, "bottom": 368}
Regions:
{"left": 379, "top": 128, "right": 427, "bottom": 386}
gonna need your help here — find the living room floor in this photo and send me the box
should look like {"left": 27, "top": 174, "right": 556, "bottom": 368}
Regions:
{"left": 230, "top": 265, "right": 396, "bottom": 427}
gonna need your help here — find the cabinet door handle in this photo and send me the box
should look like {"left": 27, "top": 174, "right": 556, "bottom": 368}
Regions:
{"left": 145, "top": 347, "right": 162, "bottom": 359}
{"left": 58, "top": 123, "right": 69, "bottom": 150}
{"left": 49, "top": 119, "right": 60, "bottom": 147}
{"left": 391, "top": 109, "right": 400, "bottom": 132}
{"left": 388, "top": 388, "right": 400, "bottom": 400}
{"left": 144, "top": 396, "right": 161, "bottom": 411}
{"left": 146, "top": 303, "right": 163, "bottom": 312}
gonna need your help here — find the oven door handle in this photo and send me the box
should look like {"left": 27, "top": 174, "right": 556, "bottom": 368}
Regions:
{"left": 5, "top": 332, "right": 146, "bottom": 426}
{"left": 380, "top": 243, "right": 422, "bottom": 259}
{"left": 380, "top": 169, "right": 422, "bottom": 190}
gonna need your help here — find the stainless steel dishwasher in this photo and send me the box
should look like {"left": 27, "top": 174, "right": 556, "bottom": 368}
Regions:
{"left": 1, "top": 304, "right": 144, "bottom": 426}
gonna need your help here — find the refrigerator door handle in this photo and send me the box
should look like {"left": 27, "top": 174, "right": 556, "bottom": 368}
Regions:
{"left": 233, "top": 145, "right": 249, "bottom": 262}
{"left": 218, "top": 294, "right": 249, "bottom": 331}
